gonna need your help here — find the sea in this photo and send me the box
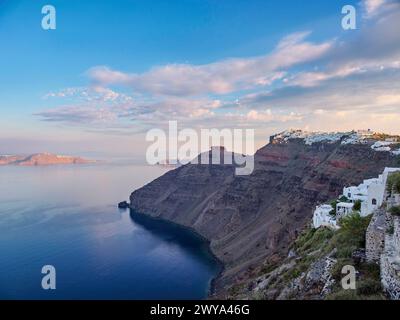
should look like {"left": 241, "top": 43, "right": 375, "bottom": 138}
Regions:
{"left": 0, "top": 163, "right": 220, "bottom": 299}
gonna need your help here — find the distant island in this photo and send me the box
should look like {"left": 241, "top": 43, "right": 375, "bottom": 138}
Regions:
{"left": 0, "top": 153, "right": 94, "bottom": 166}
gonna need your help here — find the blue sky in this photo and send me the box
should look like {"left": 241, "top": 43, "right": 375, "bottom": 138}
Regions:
{"left": 1, "top": 0, "right": 400, "bottom": 159}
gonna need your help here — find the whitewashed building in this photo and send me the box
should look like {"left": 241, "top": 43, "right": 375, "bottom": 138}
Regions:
{"left": 313, "top": 167, "right": 400, "bottom": 229}
{"left": 343, "top": 168, "right": 400, "bottom": 217}
{"left": 312, "top": 204, "right": 338, "bottom": 229}
{"left": 336, "top": 202, "right": 355, "bottom": 220}
{"left": 371, "top": 141, "right": 393, "bottom": 152}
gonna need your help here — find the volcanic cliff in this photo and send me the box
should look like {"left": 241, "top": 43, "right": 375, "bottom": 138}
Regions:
{"left": 129, "top": 131, "right": 400, "bottom": 297}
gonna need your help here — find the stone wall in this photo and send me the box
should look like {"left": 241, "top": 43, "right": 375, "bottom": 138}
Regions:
{"left": 380, "top": 212, "right": 400, "bottom": 300}
{"left": 366, "top": 208, "right": 386, "bottom": 263}
{"left": 380, "top": 233, "right": 400, "bottom": 300}
{"left": 387, "top": 194, "right": 400, "bottom": 255}
{"left": 367, "top": 194, "right": 400, "bottom": 299}
{"left": 394, "top": 216, "right": 400, "bottom": 255}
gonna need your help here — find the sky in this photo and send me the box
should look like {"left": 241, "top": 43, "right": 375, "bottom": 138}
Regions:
{"left": 1, "top": 0, "right": 400, "bottom": 160}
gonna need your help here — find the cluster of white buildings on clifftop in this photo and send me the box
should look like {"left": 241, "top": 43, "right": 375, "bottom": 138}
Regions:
{"left": 271, "top": 129, "right": 400, "bottom": 155}
{"left": 313, "top": 168, "right": 400, "bottom": 229}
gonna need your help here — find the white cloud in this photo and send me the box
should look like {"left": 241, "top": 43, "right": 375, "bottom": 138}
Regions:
{"left": 283, "top": 5, "right": 400, "bottom": 88}
{"left": 87, "top": 32, "right": 332, "bottom": 97}
{"left": 245, "top": 109, "right": 302, "bottom": 123}
{"left": 288, "top": 60, "right": 400, "bottom": 88}
{"left": 361, "top": 0, "right": 400, "bottom": 19}
{"left": 44, "top": 86, "right": 133, "bottom": 104}
{"left": 36, "top": 105, "right": 119, "bottom": 124}
{"left": 363, "top": 0, "right": 386, "bottom": 16}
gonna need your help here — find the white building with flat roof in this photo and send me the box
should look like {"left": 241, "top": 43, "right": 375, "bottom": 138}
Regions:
{"left": 343, "top": 168, "right": 400, "bottom": 217}
{"left": 313, "top": 167, "right": 400, "bottom": 229}
{"left": 313, "top": 204, "right": 338, "bottom": 229}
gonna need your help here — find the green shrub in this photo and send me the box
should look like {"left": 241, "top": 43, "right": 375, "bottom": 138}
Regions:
{"left": 294, "top": 228, "right": 316, "bottom": 250}
{"left": 328, "top": 261, "right": 384, "bottom": 300}
{"left": 282, "top": 267, "right": 302, "bottom": 283}
{"left": 330, "top": 200, "right": 338, "bottom": 214}
{"left": 337, "top": 246, "right": 357, "bottom": 259}
{"left": 339, "top": 213, "right": 371, "bottom": 242}
{"left": 324, "top": 213, "right": 371, "bottom": 259}
{"left": 330, "top": 258, "right": 353, "bottom": 282}
{"left": 251, "top": 291, "right": 266, "bottom": 300}
{"left": 387, "top": 172, "right": 400, "bottom": 195}
{"left": 353, "top": 200, "right": 362, "bottom": 211}
{"left": 389, "top": 206, "right": 400, "bottom": 216}
{"left": 294, "top": 228, "right": 334, "bottom": 254}
{"left": 358, "top": 263, "right": 381, "bottom": 281}
{"left": 339, "top": 195, "right": 349, "bottom": 203}
{"left": 260, "top": 262, "right": 278, "bottom": 275}
{"left": 357, "top": 279, "right": 382, "bottom": 296}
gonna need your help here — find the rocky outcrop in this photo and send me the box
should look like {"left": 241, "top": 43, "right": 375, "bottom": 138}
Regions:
{"left": 130, "top": 135, "right": 399, "bottom": 296}
{"left": 275, "top": 249, "right": 337, "bottom": 300}
{"left": 118, "top": 201, "right": 130, "bottom": 209}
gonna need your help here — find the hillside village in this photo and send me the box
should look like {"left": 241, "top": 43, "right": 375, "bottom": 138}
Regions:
{"left": 312, "top": 167, "right": 400, "bottom": 299}
{"left": 313, "top": 168, "right": 400, "bottom": 230}
{"left": 285, "top": 129, "right": 400, "bottom": 299}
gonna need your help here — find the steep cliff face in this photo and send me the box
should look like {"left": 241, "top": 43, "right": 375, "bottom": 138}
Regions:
{"left": 130, "top": 137, "right": 399, "bottom": 296}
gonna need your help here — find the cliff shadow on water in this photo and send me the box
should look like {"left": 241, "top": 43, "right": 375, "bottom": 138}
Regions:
{"left": 129, "top": 209, "right": 223, "bottom": 294}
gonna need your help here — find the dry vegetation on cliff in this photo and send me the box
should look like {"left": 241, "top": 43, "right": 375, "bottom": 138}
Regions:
{"left": 228, "top": 213, "right": 387, "bottom": 300}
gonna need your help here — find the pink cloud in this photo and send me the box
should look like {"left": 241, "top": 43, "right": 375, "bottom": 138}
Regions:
{"left": 87, "top": 32, "right": 332, "bottom": 97}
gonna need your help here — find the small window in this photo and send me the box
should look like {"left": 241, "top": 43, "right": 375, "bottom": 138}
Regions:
{"left": 372, "top": 199, "right": 377, "bottom": 205}
{"left": 348, "top": 193, "right": 351, "bottom": 198}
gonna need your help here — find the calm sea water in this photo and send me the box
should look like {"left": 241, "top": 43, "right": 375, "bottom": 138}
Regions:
{"left": 0, "top": 164, "right": 220, "bottom": 300}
